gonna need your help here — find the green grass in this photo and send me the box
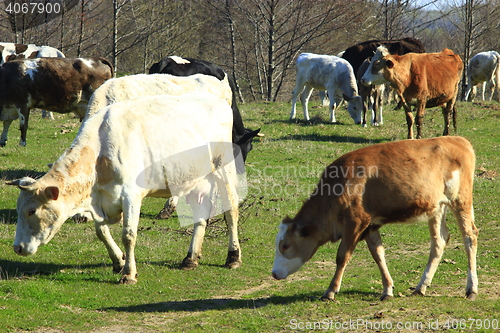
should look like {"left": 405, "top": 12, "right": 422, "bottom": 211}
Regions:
{"left": 0, "top": 101, "right": 499, "bottom": 332}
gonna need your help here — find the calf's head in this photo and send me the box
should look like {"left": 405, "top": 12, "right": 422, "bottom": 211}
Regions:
{"left": 344, "top": 94, "right": 363, "bottom": 125}
{"left": 360, "top": 46, "right": 391, "bottom": 86}
{"left": 7, "top": 177, "right": 66, "bottom": 256}
{"left": 272, "top": 217, "right": 319, "bottom": 280}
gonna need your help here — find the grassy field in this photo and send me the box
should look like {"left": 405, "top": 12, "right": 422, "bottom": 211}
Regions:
{"left": 0, "top": 99, "right": 499, "bottom": 332}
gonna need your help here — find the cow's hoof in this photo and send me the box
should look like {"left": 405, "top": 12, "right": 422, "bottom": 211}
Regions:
{"left": 119, "top": 274, "right": 137, "bottom": 285}
{"left": 466, "top": 292, "right": 477, "bottom": 301}
{"left": 181, "top": 256, "right": 199, "bottom": 270}
{"left": 411, "top": 290, "right": 425, "bottom": 297}
{"left": 320, "top": 291, "right": 335, "bottom": 301}
{"left": 224, "top": 250, "right": 241, "bottom": 269}
{"left": 380, "top": 294, "right": 393, "bottom": 301}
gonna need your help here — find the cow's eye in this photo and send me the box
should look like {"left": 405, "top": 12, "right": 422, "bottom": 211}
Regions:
{"left": 281, "top": 243, "right": 290, "bottom": 252}
{"left": 28, "top": 208, "right": 36, "bottom": 216}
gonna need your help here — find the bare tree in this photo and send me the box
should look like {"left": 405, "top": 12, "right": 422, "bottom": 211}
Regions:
{"left": 236, "top": 0, "right": 368, "bottom": 101}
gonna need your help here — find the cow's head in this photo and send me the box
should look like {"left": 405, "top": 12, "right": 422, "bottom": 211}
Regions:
{"left": 272, "top": 217, "right": 320, "bottom": 280}
{"left": 343, "top": 94, "right": 363, "bottom": 125}
{"left": 7, "top": 177, "right": 67, "bottom": 256}
{"left": 360, "top": 46, "right": 391, "bottom": 86}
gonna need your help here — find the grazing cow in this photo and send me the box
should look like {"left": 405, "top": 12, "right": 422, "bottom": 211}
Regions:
{"left": 0, "top": 43, "right": 66, "bottom": 122}
{"left": 272, "top": 136, "right": 478, "bottom": 301}
{"left": 361, "top": 46, "right": 463, "bottom": 139}
{"left": 0, "top": 57, "right": 113, "bottom": 146}
{"left": 341, "top": 37, "right": 426, "bottom": 75}
{"left": 7, "top": 93, "right": 242, "bottom": 283}
{"left": 290, "top": 53, "right": 363, "bottom": 124}
{"left": 356, "top": 58, "right": 385, "bottom": 127}
{"left": 464, "top": 51, "right": 500, "bottom": 102}
{"left": 149, "top": 55, "right": 260, "bottom": 163}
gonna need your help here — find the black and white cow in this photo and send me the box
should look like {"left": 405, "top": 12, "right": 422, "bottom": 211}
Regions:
{"left": 0, "top": 57, "right": 113, "bottom": 146}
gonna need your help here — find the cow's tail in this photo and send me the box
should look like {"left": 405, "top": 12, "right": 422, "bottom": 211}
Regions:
{"left": 99, "top": 57, "right": 115, "bottom": 78}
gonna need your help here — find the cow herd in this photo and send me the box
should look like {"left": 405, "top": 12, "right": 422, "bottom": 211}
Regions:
{"left": 1, "top": 38, "right": 489, "bottom": 301}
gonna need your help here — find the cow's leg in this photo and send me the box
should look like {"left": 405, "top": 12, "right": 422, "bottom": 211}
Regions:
{"left": 0, "top": 119, "right": 13, "bottom": 147}
{"left": 403, "top": 104, "right": 415, "bottom": 139}
{"left": 156, "top": 196, "right": 179, "bottom": 219}
{"left": 481, "top": 81, "right": 488, "bottom": 101}
{"left": 322, "top": 217, "right": 364, "bottom": 300}
{"left": 373, "top": 87, "right": 383, "bottom": 126}
{"left": 327, "top": 90, "right": 339, "bottom": 123}
{"left": 361, "top": 90, "right": 369, "bottom": 127}
{"left": 319, "top": 90, "right": 329, "bottom": 106}
{"left": 221, "top": 174, "right": 241, "bottom": 269}
{"left": 119, "top": 198, "right": 141, "bottom": 285}
{"left": 17, "top": 106, "right": 29, "bottom": 146}
{"left": 451, "top": 205, "right": 478, "bottom": 300}
{"left": 290, "top": 82, "right": 305, "bottom": 120}
{"left": 181, "top": 192, "right": 212, "bottom": 270}
{"left": 300, "top": 85, "right": 314, "bottom": 121}
{"left": 95, "top": 220, "right": 125, "bottom": 273}
{"left": 413, "top": 205, "right": 449, "bottom": 296}
{"left": 442, "top": 102, "right": 453, "bottom": 136}
{"left": 414, "top": 102, "right": 426, "bottom": 139}
{"left": 365, "top": 229, "right": 394, "bottom": 301}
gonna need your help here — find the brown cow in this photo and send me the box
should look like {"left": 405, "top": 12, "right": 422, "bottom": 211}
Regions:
{"left": 0, "top": 57, "right": 113, "bottom": 146}
{"left": 272, "top": 136, "right": 478, "bottom": 301}
{"left": 361, "top": 46, "right": 463, "bottom": 139}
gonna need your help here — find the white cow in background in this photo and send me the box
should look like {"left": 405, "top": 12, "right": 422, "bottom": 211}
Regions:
{"left": 8, "top": 93, "right": 242, "bottom": 284}
{"left": 290, "top": 53, "right": 362, "bottom": 124}
{"left": 464, "top": 51, "right": 500, "bottom": 101}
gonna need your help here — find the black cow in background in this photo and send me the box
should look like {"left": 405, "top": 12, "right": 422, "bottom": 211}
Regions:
{"left": 341, "top": 37, "right": 426, "bottom": 75}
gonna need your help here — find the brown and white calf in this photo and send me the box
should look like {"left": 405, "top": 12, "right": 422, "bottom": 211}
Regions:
{"left": 0, "top": 57, "right": 113, "bottom": 146}
{"left": 361, "top": 46, "right": 463, "bottom": 139}
{"left": 272, "top": 136, "right": 478, "bottom": 301}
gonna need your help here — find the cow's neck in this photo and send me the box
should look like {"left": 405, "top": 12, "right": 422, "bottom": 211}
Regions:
{"left": 43, "top": 144, "right": 97, "bottom": 211}
{"left": 294, "top": 187, "right": 341, "bottom": 244}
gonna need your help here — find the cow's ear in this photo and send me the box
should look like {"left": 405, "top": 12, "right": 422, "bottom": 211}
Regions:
{"left": 44, "top": 186, "right": 60, "bottom": 201}
{"left": 386, "top": 60, "right": 394, "bottom": 69}
{"left": 299, "top": 224, "right": 316, "bottom": 238}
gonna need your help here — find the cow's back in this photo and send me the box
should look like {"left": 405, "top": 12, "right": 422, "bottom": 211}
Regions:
{"left": 296, "top": 53, "right": 351, "bottom": 88}
{"left": 325, "top": 136, "right": 473, "bottom": 216}
{"left": 86, "top": 74, "right": 232, "bottom": 117}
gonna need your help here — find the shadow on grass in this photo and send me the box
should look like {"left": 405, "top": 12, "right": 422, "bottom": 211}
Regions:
{"left": 0, "top": 258, "right": 114, "bottom": 281}
{"left": 102, "top": 294, "right": 319, "bottom": 312}
{"left": 101, "top": 290, "right": 380, "bottom": 312}
{"left": 274, "top": 134, "right": 387, "bottom": 144}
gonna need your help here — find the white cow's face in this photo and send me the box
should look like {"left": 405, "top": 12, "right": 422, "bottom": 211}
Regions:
{"left": 272, "top": 217, "right": 319, "bottom": 280}
{"left": 8, "top": 177, "right": 67, "bottom": 256}
{"left": 346, "top": 95, "right": 363, "bottom": 125}
{"left": 361, "top": 46, "right": 391, "bottom": 86}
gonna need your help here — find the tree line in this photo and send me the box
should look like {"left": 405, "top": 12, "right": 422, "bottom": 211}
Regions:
{"left": 1, "top": 0, "right": 499, "bottom": 102}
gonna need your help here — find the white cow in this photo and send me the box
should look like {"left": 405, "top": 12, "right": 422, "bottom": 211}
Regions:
{"left": 464, "top": 51, "right": 500, "bottom": 102}
{"left": 290, "top": 53, "right": 362, "bottom": 124}
{"left": 8, "top": 93, "right": 242, "bottom": 284}
{"left": 84, "top": 73, "right": 234, "bottom": 266}
{"left": 86, "top": 73, "right": 232, "bottom": 118}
